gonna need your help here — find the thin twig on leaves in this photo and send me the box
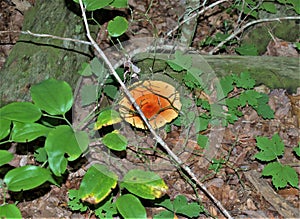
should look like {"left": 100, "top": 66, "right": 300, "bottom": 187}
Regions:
{"left": 209, "top": 16, "right": 300, "bottom": 54}
{"left": 0, "top": 30, "right": 92, "bottom": 45}
{"left": 77, "top": 0, "right": 233, "bottom": 218}
{"left": 166, "top": 0, "right": 228, "bottom": 37}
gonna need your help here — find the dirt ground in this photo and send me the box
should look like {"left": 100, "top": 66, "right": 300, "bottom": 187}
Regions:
{"left": 0, "top": 0, "right": 299, "bottom": 218}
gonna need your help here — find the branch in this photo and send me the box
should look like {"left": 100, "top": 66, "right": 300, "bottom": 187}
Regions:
{"left": 78, "top": 0, "right": 233, "bottom": 218}
{"left": 0, "top": 30, "right": 92, "bottom": 45}
{"left": 166, "top": 0, "right": 228, "bottom": 37}
{"left": 209, "top": 16, "right": 300, "bottom": 54}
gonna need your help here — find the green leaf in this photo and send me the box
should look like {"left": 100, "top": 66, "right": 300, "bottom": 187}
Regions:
{"left": 116, "top": 194, "right": 147, "bottom": 219}
{"left": 79, "top": 164, "right": 118, "bottom": 204}
{"left": 255, "top": 134, "right": 284, "bottom": 161}
{"left": 153, "top": 210, "right": 174, "bottom": 219}
{"left": 74, "top": 0, "right": 113, "bottom": 11}
{"left": 0, "top": 118, "right": 11, "bottom": 141}
{"left": 80, "top": 84, "right": 98, "bottom": 106}
{"left": 288, "top": 0, "right": 300, "bottom": 14}
{"left": 226, "top": 98, "right": 243, "bottom": 117}
{"left": 30, "top": 78, "right": 73, "bottom": 115}
{"left": 11, "top": 122, "right": 51, "bottom": 142}
{"left": 295, "top": 42, "right": 300, "bottom": 50}
{"left": 167, "top": 50, "right": 193, "bottom": 71}
{"left": 262, "top": 162, "right": 299, "bottom": 189}
{"left": 173, "top": 195, "right": 203, "bottom": 217}
{"left": 68, "top": 189, "right": 88, "bottom": 211}
{"left": 102, "top": 132, "right": 127, "bottom": 151}
{"left": 195, "top": 116, "right": 209, "bottom": 132}
{"left": 197, "top": 134, "right": 209, "bottom": 149}
{"left": 94, "top": 109, "right": 122, "bottom": 130}
{"left": 110, "top": 0, "right": 128, "bottom": 8}
{"left": 121, "top": 169, "right": 168, "bottom": 199}
{"left": 255, "top": 93, "right": 274, "bottom": 119}
{"left": 235, "top": 44, "right": 258, "bottom": 56}
{"left": 0, "top": 102, "right": 41, "bottom": 123}
{"left": 154, "top": 195, "right": 204, "bottom": 218}
{"left": 196, "top": 98, "right": 210, "bottom": 109}
{"left": 239, "top": 90, "right": 261, "bottom": 107}
{"left": 0, "top": 150, "right": 13, "bottom": 167}
{"left": 4, "top": 165, "right": 56, "bottom": 191}
{"left": 154, "top": 197, "right": 173, "bottom": 211}
{"left": 94, "top": 196, "right": 118, "bottom": 218}
{"left": 183, "top": 70, "right": 201, "bottom": 89}
{"left": 0, "top": 204, "right": 22, "bottom": 219}
{"left": 107, "top": 16, "right": 128, "bottom": 37}
{"left": 209, "top": 158, "right": 225, "bottom": 173}
{"left": 90, "top": 57, "right": 108, "bottom": 79}
{"left": 260, "top": 2, "right": 277, "bottom": 13}
{"left": 233, "top": 72, "right": 255, "bottom": 89}
{"left": 78, "top": 62, "right": 92, "bottom": 76}
{"left": 104, "top": 84, "right": 118, "bottom": 99}
{"left": 294, "top": 143, "right": 300, "bottom": 157}
{"left": 217, "top": 75, "right": 234, "bottom": 98}
{"left": 34, "top": 147, "right": 48, "bottom": 163}
{"left": 45, "top": 125, "right": 89, "bottom": 176}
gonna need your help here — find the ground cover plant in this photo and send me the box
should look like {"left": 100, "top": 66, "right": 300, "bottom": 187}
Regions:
{"left": 0, "top": 0, "right": 299, "bottom": 218}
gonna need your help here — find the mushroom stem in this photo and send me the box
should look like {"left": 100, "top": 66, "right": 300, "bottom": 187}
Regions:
{"left": 78, "top": 1, "right": 233, "bottom": 218}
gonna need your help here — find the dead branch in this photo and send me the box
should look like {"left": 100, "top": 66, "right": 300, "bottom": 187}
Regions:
{"left": 77, "top": 0, "right": 233, "bottom": 218}
{"left": 209, "top": 16, "right": 300, "bottom": 54}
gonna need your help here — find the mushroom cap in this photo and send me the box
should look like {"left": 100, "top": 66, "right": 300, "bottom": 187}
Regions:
{"left": 119, "top": 80, "right": 181, "bottom": 129}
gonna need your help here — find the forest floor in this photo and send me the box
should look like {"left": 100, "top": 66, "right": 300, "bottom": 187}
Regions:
{"left": 0, "top": 0, "right": 299, "bottom": 218}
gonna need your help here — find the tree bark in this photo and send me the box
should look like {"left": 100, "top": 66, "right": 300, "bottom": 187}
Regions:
{"left": 0, "top": 0, "right": 91, "bottom": 106}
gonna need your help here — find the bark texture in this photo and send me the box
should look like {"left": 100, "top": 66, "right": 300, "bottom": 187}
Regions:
{"left": 0, "top": 0, "right": 91, "bottom": 106}
{"left": 134, "top": 53, "right": 300, "bottom": 93}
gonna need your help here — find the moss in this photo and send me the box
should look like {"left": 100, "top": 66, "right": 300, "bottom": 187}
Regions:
{"left": 0, "top": 0, "right": 93, "bottom": 106}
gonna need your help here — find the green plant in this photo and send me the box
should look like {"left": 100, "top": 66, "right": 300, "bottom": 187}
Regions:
{"left": 165, "top": 51, "right": 274, "bottom": 147}
{"left": 233, "top": 0, "right": 300, "bottom": 18}
{"left": 200, "top": 32, "right": 237, "bottom": 50}
{"left": 235, "top": 44, "right": 259, "bottom": 56}
{"left": 0, "top": 77, "right": 170, "bottom": 218}
{"left": 255, "top": 133, "right": 299, "bottom": 189}
{"left": 153, "top": 195, "right": 205, "bottom": 218}
{"left": 0, "top": 45, "right": 281, "bottom": 217}
{"left": 208, "top": 158, "right": 226, "bottom": 173}
{"left": 0, "top": 78, "right": 84, "bottom": 218}
{"left": 68, "top": 164, "right": 167, "bottom": 218}
{"left": 73, "top": 0, "right": 129, "bottom": 38}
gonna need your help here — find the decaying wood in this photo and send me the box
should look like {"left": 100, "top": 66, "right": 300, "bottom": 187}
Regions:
{"left": 134, "top": 52, "right": 300, "bottom": 93}
{"left": 0, "top": 0, "right": 91, "bottom": 106}
{"left": 244, "top": 170, "right": 299, "bottom": 218}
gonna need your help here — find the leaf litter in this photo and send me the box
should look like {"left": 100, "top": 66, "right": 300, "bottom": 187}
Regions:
{"left": 0, "top": 0, "right": 299, "bottom": 218}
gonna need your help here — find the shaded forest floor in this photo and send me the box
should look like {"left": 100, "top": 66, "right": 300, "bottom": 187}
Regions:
{"left": 0, "top": 0, "right": 299, "bottom": 218}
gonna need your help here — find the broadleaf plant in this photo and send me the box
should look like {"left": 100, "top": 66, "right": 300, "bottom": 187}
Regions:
{"left": 154, "top": 195, "right": 205, "bottom": 218}
{"left": 255, "top": 134, "right": 299, "bottom": 189}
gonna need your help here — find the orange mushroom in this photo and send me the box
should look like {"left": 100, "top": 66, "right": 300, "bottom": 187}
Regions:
{"left": 119, "top": 80, "right": 181, "bottom": 129}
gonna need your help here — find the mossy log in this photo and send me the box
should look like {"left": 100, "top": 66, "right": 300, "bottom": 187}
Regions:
{"left": 134, "top": 53, "right": 300, "bottom": 94}
{"left": 0, "top": 0, "right": 299, "bottom": 107}
{"left": 0, "top": 0, "right": 91, "bottom": 106}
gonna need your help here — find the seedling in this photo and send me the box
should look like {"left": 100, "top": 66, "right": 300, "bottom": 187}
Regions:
{"left": 255, "top": 133, "right": 299, "bottom": 189}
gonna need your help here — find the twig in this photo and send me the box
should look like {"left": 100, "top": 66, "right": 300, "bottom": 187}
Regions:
{"left": 209, "top": 16, "right": 300, "bottom": 54}
{"left": 0, "top": 30, "right": 92, "bottom": 45}
{"left": 78, "top": 0, "right": 233, "bottom": 218}
{"left": 166, "top": 0, "right": 228, "bottom": 37}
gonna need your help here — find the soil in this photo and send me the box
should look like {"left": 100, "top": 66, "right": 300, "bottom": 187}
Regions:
{"left": 0, "top": 0, "right": 299, "bottom": 218}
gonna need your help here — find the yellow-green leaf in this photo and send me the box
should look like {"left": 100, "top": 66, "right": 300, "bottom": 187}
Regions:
{"left": 121, "top": 170, "right": 168, "bottom": 199}
{"left": 79, "top": 164, "right": 118, "bottom": 204}
{"left": 94, "top": 109, "right": 122, "bottom": 130}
